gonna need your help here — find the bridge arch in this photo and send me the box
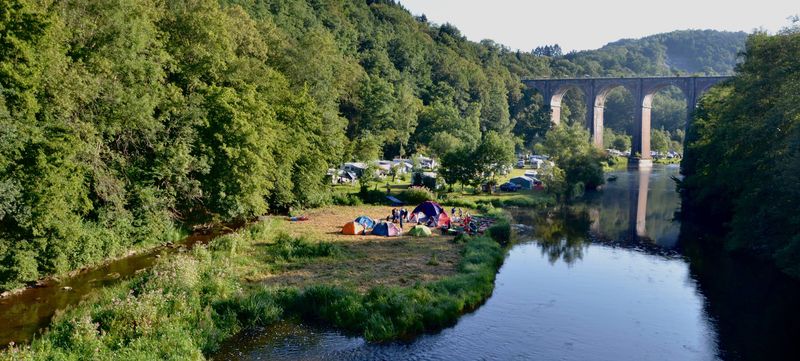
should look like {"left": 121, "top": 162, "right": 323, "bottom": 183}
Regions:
{"left": 635, "top": 79, "right": 691, "bottom": 159}
{"left": 547, "top": 81, "right": 593, "bottom": 127}
{"left": 592, "top": 81, "right": 638, "bottom": 148}
{"left": 522, "top": 76, "right": 730, "bottom": 167}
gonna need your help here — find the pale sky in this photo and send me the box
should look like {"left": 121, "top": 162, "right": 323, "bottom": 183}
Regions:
{"left": 398, "top": 0, "right": 797, "bottom": 51}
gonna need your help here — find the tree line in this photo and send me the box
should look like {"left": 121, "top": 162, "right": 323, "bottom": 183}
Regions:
{"left": 0, "top": 0, "right": 747, "bottom": 290}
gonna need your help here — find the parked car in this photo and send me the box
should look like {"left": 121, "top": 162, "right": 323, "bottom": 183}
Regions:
{"left": 500, "top": 182, "right": 521, "bottom": 192}
{"left": 516, "top": 159, "right": 525, "bottom": 168}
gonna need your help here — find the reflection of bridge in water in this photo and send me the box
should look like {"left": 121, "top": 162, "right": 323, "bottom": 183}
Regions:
{"left": 630, "top": 167, "right": 651, "bottom": 240}
{"left": 587, "top": 165, "right": 681, "bottom": 249}
{"left": 516, "top": 166, "right": 683, "bottom": 264}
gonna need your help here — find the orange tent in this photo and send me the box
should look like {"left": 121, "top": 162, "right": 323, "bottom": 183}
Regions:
{"left": 341, "top": 221, "right": 366, "bottom": 235}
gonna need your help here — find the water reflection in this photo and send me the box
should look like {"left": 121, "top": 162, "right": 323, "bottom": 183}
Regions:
{"left": 583, "top": 164, "right": 682, "bottom": 248}
{"left": 513, "top": 165, "right": 683, "bottom": 266}
{"left": 514, "top": 209, "right": 591, "bottom": 265}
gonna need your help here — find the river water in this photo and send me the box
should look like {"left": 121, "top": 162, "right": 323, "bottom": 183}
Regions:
{"left": 0, "top": 230, "right": 221, "bottom": 346}
{"left": 213, "top": 165, "right": 800, "bottom": 361}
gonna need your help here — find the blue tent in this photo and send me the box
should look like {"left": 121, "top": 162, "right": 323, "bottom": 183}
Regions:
{"left": 372, "top": 222, "right": 401, "bottom": 237}
{"left": 354, "top": 216, "right": 376, "bottom": 229}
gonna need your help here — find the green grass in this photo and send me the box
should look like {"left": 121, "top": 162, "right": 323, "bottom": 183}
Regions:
{"left": 1, "top": 215, "right": 512, "bottom": 359}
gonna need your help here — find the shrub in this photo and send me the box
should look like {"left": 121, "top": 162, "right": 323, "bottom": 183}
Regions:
{"left": 271, "top": 233, "right": 341, "bottom": 260}
{"left": 487, "top": 221, "right": 512, "bottom": 245}
{"left": 359, "top": 185, "right": 388, "bottom": 204}
{"left": 476, "top": 202, "right": 495, "bottom": 214}
{"left": 332, "top": 193, "right": 363, "bottom": 206}
{"left": 400, "top": 186, "right": 436, "bottom": 204}
{"left": 209, "top": 233, "right": 242, "bottom": 256}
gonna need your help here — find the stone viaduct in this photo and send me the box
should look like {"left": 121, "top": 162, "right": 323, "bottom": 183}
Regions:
{"left": 522, "top": 76, "right": 730, "bottom": 166}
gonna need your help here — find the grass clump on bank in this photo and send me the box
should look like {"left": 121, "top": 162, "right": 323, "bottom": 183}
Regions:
{"left": 271, "top": 233, "right": 343, "bottom": 260}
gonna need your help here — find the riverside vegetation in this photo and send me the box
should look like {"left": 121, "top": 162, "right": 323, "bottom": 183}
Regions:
{"left": 680, "top": 24, "right": 800, "bottom": 278}
{"left": 0, "top": 212, "right": 510, "bottom": 359}
{"left": 0, "top": 0, "right": 746, "bottom": 290}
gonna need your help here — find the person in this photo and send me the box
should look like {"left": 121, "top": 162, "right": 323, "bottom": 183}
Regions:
{"left": 386, "top": 182, "right": 391, "bottom": 194}
{"left": 391, "top": 208, "right": 398, "bottom": 222}
{"left": 451, "top": 207, "right": 456, "bottom": 216}
{"left": 399, "top": 212, "right": 404, "bottom": 229}
{"left": 458, "top": 208, "right": 463, "bottom": 218}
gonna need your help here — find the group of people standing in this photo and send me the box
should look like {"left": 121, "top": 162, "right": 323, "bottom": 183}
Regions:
{"left": 389, "top": 208, "right": 410, "bottom": 228}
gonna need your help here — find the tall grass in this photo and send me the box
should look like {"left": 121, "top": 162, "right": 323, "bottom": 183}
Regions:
{"left": 271, "top": 233, "right": 342, "bottom": 260}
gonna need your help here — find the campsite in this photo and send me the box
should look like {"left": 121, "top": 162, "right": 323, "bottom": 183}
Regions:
{"left": 265, "top": 205, "right": 466, "bottom": 291}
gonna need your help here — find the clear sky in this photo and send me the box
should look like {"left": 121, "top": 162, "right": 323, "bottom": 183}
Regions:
{"left": 397, "top": 0, "right": 797, "bottom": 51}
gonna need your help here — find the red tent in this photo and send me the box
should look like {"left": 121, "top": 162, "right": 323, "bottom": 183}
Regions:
{"left": 436, "top": 211, "right": 451, "bottom": 228}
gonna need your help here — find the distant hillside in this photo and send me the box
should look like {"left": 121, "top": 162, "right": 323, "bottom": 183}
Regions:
{"left": 562, "top": 29, "right": 747, "bottom": 76}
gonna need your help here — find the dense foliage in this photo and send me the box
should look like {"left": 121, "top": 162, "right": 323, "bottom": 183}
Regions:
{"left": 680, "top": 28, "right": 800, "bottom": 278}
{"left": 0, "top": 0, "right": 748, "bottom": 290}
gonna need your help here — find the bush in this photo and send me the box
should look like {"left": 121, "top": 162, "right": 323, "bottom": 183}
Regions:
{"left": 209, "top": 233, "right": 242, "bottom": 256}
{"left": 400, "top": 186, "right": 436, "bottom": 204}
{"left": 487, "top": 221, "right": 512, "bottom": 245}
{"left": 271, "top": 233, "right": 341, "bottom": 260}
{"left": 359, "top": 185, "right": 388, "bottom": 204}
{"left": 476, "top": 202, "right": 495, "bottom": 214}
{"left": 331, "top": 193, "right": 363, "bottom": 206}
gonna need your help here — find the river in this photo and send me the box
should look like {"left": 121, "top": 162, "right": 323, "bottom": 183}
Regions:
{"left": 213, "top": 165, "right": 800, "bottom": 361}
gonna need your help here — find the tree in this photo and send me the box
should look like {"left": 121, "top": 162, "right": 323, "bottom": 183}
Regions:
{"left": 613, "top": 135, "right": 632, "bottom": 152}
{"left": 536, "top": 123, "right": 605, "bottom": 199}
{"left": 440, "top": 146, "right": 477, "bottom": 191}
{"left": 475, "top": 131, "right": 515, "bottom": 188}
{"left": 651, "top": 128, "right": 671, "bottom": 154}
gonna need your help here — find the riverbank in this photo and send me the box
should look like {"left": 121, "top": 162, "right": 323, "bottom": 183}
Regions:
{"left": 0, "top": 206, "right": 511, "bottom": 359}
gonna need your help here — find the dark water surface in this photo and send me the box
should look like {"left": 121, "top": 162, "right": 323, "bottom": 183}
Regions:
{"left": 214, "top": 165, "right": 800, "bottom": 361}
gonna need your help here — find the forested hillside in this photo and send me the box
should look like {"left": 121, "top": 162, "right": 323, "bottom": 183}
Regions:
{"left": 0, "top": 0, "right": 747, "bottom": 290}
{"left": 680, "top": 27, "right": 800, "bottom": 278}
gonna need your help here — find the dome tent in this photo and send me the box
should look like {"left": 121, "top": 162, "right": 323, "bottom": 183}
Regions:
{"left": 354, "top": 215, "right": 376, "bottom": 229}
{"left": 341, "top": 221, "right": 366, "bottom": 235}
{"left": 408, "top": 225, "right": 432, "bottom": 237}
{"left": 410, "top": 201, "right": 450, "bottom": 228}
{"left": 372, "top": 222, "right": 401, "bottom": 237}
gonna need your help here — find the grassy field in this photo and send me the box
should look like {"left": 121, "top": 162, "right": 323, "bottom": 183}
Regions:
{"left": 254, "top": 206, "right": 462, "bottom": 291}
{"left": 1, "top": 206, "right": 509, "bottom": 359}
